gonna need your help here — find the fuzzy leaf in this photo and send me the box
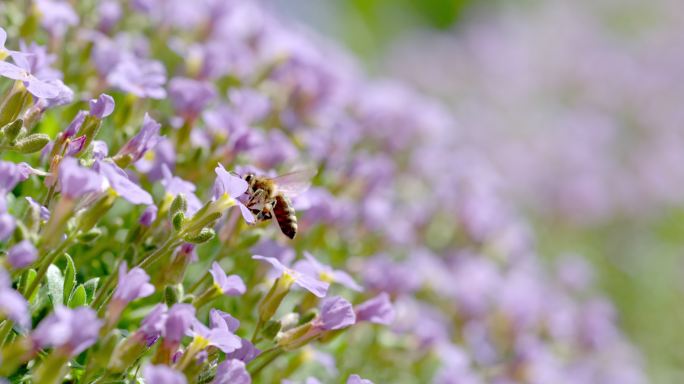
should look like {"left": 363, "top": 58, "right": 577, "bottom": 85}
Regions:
{"left": 68, "top": 285, "right": 87, "bottom": 308}
{"left": 83, "top": 277, "right": 100, "bottom": 303}
{"left": 63, "top": 253, "right": 76, "bottom": 302}
{"left": 46, "top": 264, "right": 64, "bottom": 307}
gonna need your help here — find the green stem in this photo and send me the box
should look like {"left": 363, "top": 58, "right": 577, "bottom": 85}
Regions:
{"left": 248, "top": 348, "right": 283, "bottom": 378}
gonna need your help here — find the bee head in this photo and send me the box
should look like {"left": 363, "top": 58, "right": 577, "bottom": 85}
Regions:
{"left": 244, "top": 173, "right": 255, "bottom": 185}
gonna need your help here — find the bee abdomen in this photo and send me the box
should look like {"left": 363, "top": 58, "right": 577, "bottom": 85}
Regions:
{"left": 273, "top": 194, "right": 297, "bottom": 239}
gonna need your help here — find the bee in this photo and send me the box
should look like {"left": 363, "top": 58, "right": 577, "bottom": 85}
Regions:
{"left": 243, "top": 169, "right": 316, "bottom": 239}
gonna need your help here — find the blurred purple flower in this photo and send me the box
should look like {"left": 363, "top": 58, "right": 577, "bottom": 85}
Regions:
{"left": 213, "top": 359, "right": 251, "bottom": 384}
{"left": 7, "top": 240, "right": 37, "bottom": 269}
{"left": 0, "top": 161, "right": 28, "bottom": 192}
{"left": 168, "top": 77, "right": 216, "bottom": 119}
{"left": 26, "top": 197, "right": 50, "bottom": 221}
{"left": 355, "top": 293, "right": 395, "bottom": 325}
{"left": 89, "top": 93, "right": 115, "bottom": 119}
{"left": 252, "top": 255, "right": 329, "bottom": 298}
{"left": 107, "top": 57, "right": 167, "bottom": 99}
{"left": 0, "top": 213, "right": 15, "bottom": 241}
{"left": 58, "top": 157, "right": 105, "bottom": 199}
{"left": 139, "top": 204, "right": 158, "bottom": 227}
{"left": 97, "top": 161, "right": 153, "bottom": 205}
{"left": 98, "top": 0, "right": 122, "bottom": 32}
{"left": 136, "top": 137, "right": 175, "bottom": 181}
{"left": 347, "top": 375, "right": 373, "bottom": 384}
{"left": 143, "top": 364, "right": 187, "bottom": 384}
{"left": 35, "top": 0, "right": 79, "bottom": 38}
{"left": 32, "top": 306, "right": 102, "bottom": 356}
{"left": 92, "top": 140, "right": 109, "bottom": 160}
{"left": 210, "top": 262, "right": 246, "bottom": 296}
{"left": 0, "top": 287, "right": 30, "bottom": 330}
{"left": 293, "top": 252, "right": 362, "bottom": 291}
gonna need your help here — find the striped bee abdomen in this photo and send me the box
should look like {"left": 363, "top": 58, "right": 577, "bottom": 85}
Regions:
{"left": 273, "top": 194, "right": 297, "bottom": 239}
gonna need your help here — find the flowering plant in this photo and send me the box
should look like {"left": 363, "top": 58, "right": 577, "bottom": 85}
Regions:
{"left": 0, "top": 1, "right": 643, "bottom": 383}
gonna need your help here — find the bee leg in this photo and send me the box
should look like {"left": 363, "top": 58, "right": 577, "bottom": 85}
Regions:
{"left": 247, "top": 189, "right": 266, "bottom": 208}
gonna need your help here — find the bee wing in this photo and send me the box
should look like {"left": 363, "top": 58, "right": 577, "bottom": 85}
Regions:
{"left": 272, "top": 168, "right": 317, "bottom": 197}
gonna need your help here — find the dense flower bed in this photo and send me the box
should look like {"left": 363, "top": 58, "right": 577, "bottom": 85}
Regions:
{"left": 0, "top": 1, "right": 644, "bottom": 383}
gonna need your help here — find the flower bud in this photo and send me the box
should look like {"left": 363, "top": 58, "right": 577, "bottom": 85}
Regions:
{"left": 14, "top": 133, "right": 50, "bottom": 153}
{"left": 0, "top": 85, "right": 30, "bottom": 127}
{"left": 1, "top": 119, "right": 23, "bottom": 142}
{"left": 169, "top": 193, "right": 187, "bottom": 217}
{"left": 184, "top": 227, "right": 215, "bottom": 244}
{"left": 172, "top": 211, "right": 185, "bottom": 231}
{"left": 164, "top": 284, "right": 182, "bottom": 306}
{"left": 262, "top": 320, "right": 282, "bottom": 340}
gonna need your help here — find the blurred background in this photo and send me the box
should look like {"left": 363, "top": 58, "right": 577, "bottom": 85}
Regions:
{"left": 269, "top": 0, "right": 684, "bottom": 383}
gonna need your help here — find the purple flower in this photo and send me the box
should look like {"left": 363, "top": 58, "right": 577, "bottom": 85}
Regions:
{"left": 7, "top": 240, "right": 37, "bottom": 269}
{"left": 98, "top": 0, "right": 122, "bottom": 32}
{"left": 65, "top": 135, "right": 87, "bottom": 156}
{"left": 210, "top": 262, "right": 246, "bottom": 296}
{"left": 138, "top": 304, "right": 167, "bottom": 346}
{"left": 225, "top": 338, "right": 260, "bottom": 364}
{"left": 168, "top": 77, "right": 216, "bottom": 119}
{"left": 293, "top": 252, "right": 363, "bottom": 291}
{"left": 213, "top": 164, "right": 253, "bottom": 223}
{"left": 135, "top": 137, "right": 175, "bottom": 181}
{"left": 92, "top": 140, "right": 109, "bottom": 160}
{"left": 0, "top": 161, "right": 28, "bottom": 193}
{"left": 35, "top": 0, "right": 79, "bottom": 38}
{"left": 0, "top": 213, "right": 15, "bottom": 241}
{"left": 97, "top": 161, "right": 153, "bottom": 205}
{"left": 213, "top": 359, "right": 251, "bottom": 384}
{"left": 107, "top": 57, "right": 167, "bottom": 99}
{"left": 89, "top": 93, "right": 115, "bottom": 119}
{"left": 355, "top": 293, "right": 395, "bottom": 325}
{"left": 26, "top": 197, "right": 50, "bottom": 221}
{"left": 113, "top": 262, "right": 154, "bottom": 303}
{"left": 58, "top": 157, "right": 105, "bottom": 199}
{"left": 139, "top": 204, "right": 158, "bottom": 227}
{"left": 32, "top": 306, "right": 102, "bottom": 356}
{"left": 0, "top": 288, "right": 30, "bottom": 330}
{"left": 0, "top": 54, "right": 60, "bottom": 98}
{"left": 189, "top": 319, "right": 241, "bottom": 353}
{"left": 63, "top": 111, "right": 87, "bottom": 138}
{"left": 252, "top": 255, "right": 329, "bottom": 298}
{"left": 143, "top": 364, "right": 187, "bottom": 384}
{"left": 116, "top": 113, "right": 162, "bottom": 163}
{"left": 162, "top": 303, "right": 195, "bottom": 344}
{"left": 347, "top": 375, "right": 373, "bottom": 384}
{"left": 210, "top": 309, "right": 240, "bottom": 332}
{"left": 316, "top": 296, "right": 356, "bottom": 331}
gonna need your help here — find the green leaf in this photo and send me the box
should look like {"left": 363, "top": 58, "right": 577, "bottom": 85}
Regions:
{"left": 63, "top": 253, "right": 76, "bottom": 302}
{"left": 68, "top": 285, "right": 87, "bottom": 308}
{"left": 83, "top": 277, "right": 100, "bottom": 304}
{"left": 46, "top": 264, "right": 64, "bottom": 307}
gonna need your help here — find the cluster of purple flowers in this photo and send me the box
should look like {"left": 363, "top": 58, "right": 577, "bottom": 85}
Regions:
{"left": 0, "top": 1, "right": 645, "bottom": 383}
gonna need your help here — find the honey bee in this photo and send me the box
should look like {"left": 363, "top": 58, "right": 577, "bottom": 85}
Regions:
{"left": 243, "top": 169, "right": 316, "bottom": 239}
